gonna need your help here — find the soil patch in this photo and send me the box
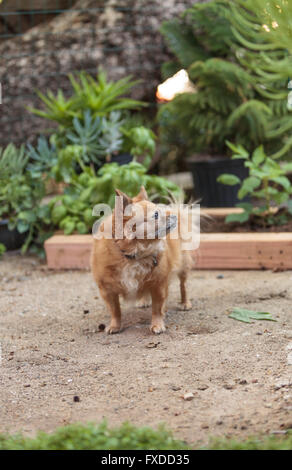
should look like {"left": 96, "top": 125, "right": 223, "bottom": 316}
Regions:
{"left": 0, "top": 253, "right": 291, "bottom": 446}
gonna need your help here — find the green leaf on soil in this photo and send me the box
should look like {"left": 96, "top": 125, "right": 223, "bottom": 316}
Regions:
{"left": 228, "top": 307, "right": 277, "bottom": 323}
{"left": 225, "top": 211, "right": 250, "bottom": 224}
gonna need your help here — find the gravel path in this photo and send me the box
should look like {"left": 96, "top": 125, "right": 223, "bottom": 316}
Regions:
{"left": 0, "top": 253, "right": 291, "bottom": 446}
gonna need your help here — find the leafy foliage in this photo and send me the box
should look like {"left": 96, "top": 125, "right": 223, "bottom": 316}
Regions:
{"left": 0, "top": 421, "right": 188, "bottom": 450}
{"left": 158, "top": 0, "right": 291, "bottom": 158}
{"left": 0, "top": 420, "right": 291, "bottom": 450}
{"left": 27, "top": 136, "right": 58, "bottom": 177}
{"left": 32, "top": 111, "right": 156, "bottom": 183}
{"left": 0, "top": 243, "right": 6, "bottom": 257}
{"left": 208, "top": 431, "right": 292, "bottom": 450}
{"left": 49, "top": 162, "right": 183, "bottom": 235}
{"left": 30, "top": 70, "right": 146, "bottom": 127}
{"left": 217, "top": 142, "right": 292, "bottom": 225}
{"left": 49, "top": 110, "right": 125, "bottom": 182}
{"left": 235, "top": 0, "right": 292, "bottom": 54}
{"left": 0, "top": 144, "right": 53, "bottom": 254}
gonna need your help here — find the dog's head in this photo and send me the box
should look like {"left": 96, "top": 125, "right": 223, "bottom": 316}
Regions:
{"left": 113, "top": 186, "right": 177, "bottom": 257}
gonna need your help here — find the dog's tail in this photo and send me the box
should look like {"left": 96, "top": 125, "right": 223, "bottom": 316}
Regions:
{"left": 166, "top": 195, "right": 209, "bottom": 252}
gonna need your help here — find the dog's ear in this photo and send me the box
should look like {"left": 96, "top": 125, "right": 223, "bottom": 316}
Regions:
{"left": 114, "top": 189, "right": 132, "bottom": 218}
{"left": 113, "top": 189, "right": 132, "bottom": 238}
{"left": 115, "top": 189, "right": 132, "bottom": 209}
{"left": 135, "top": 186, "right": 149, "bottom": 201}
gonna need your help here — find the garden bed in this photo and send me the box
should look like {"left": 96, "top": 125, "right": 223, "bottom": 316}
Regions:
{"left": 44, "top": 208, "right": 292, "bottom": 271}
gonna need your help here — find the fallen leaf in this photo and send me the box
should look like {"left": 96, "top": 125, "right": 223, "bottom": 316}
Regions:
{"left": 228, "top": 307, "right": 277, "bottom": 323}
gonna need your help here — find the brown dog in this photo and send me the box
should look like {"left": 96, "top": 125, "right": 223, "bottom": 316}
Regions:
{"left": 91, "top": 186, "right": 194, "bottom": 334}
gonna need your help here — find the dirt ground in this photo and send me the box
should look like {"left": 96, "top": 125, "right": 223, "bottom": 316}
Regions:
{"left": 0, "top": 253, "right": 292, "bottom": 447}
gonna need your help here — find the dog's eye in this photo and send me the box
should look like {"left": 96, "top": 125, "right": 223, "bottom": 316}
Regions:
{"left": 154, "top": 211, "right": 159, "bottom": 219}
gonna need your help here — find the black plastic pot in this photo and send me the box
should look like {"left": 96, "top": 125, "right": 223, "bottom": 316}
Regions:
{"left": 187, "top": 155, "right": 249, "bottom": 208}
{"left": 110, "top": 152, "right": 133, "bottom": 166}
{"left": 76, "top": 153, "right": 133, "bottom": 174}
{"left": 0, "top": 219, "right": 27, "bottom": 251}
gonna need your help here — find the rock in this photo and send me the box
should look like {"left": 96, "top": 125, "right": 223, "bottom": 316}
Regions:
{"left": 197, "top": 383, "right": 209, "bottom": 390}
{"left": 183, "top": 392, "right": 195, "bottom": 401}
{"left": 223, "top": 383, "right": 234, "bottom": 390}
{"left": 274, "top": 379, "right": 291, "bottom": 390}
{"left": 171, "top": 385, "right": 181, "bottom": 391}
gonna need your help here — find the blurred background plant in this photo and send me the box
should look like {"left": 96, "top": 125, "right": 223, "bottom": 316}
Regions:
{"left": 1, "top": 0, "right": 292, "bottom": 257}
{"left": 49, "top": 162, "right": 182, "bottom": 236}
{"left": 0, "top": 144, "right": 53, "bottom": 255}
{"left": 29, "top": 71, "right": 156, "bottom": 180}
{"left": 158, "top": 0, "right": 291, "bottom": 161}
{"left": 245, "top": 0, "right": 292, "bottom": 53}
{"left": 0, "top": 70, "right": 181, "bottom": 255}
{"left": 217, "top": 142, "right": 292, "bottom": 226}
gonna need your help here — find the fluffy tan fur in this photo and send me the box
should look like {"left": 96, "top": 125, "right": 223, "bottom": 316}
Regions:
{"left": 91, "top": 186, "right": 193, "bottom": 334}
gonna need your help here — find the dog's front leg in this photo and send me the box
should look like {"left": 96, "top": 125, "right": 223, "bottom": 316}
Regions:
{"left": 150, "top": 285, "right": 167, "bottom": 334}
{"left": 99, "top": 286, "right": 121, "bottom": 334}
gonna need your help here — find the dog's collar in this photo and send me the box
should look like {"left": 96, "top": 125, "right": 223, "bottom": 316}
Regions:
{"left": 124, "top": 252, "right": 158, "bottom": 267}
{"left": 115, "top": 241, "right": 158, "bottom": 267}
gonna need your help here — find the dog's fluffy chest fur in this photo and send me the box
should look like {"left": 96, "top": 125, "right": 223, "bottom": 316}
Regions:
{"left": 120, "top": 241, "right": 165, "bottom": 298}
{"left": 120, "top": 259, "right": 153, "bottom": 297}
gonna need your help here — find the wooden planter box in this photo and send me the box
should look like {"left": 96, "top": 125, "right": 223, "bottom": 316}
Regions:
{"left": 44, "top": 208, "right": 292, "bottom": 270}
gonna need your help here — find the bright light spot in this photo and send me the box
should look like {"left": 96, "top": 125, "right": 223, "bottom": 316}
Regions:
{"left": 156, "top": 69, "right": 195, "bottom": 102}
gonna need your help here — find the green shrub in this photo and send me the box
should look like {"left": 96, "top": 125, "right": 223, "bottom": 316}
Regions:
{"left": 217, "top": 142, "right": 292, "bottom": 225}
{"left": 158, "top": 0, "right": 291, "bottom": 158}
{"left": 238, "top": 0, "right": 292, "bottom": 53}
{"left": 49, "top": 162, "right": 183, "bottom": 235}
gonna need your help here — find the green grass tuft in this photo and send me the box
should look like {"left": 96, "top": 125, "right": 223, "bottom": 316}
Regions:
{"left": 0, "top": 421, "right": 188, "bottom": 450}
{"left": 0, "top": 421, "right": 291, "bottom": 450}
{"left": 207, "top": 432, "right": 292, "bottom": 450}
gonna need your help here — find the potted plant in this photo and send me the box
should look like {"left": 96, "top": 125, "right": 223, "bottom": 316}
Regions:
{"left": 29, "top": 71, "right": 156, "bottom": 182}
{"left": 217, "top": 142, "right": 292, "bottom": 226}
{"left": 158, "top": 0, "right": 291, "bottom": 207}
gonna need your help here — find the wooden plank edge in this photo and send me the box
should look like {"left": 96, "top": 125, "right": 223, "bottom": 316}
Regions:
{"left": 44, "top": 233, "right": 292, "bottom": 270}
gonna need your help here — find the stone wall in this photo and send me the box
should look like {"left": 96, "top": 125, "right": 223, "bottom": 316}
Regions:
{"left": 0, "top": 0, "right": 202, "bottom": 145}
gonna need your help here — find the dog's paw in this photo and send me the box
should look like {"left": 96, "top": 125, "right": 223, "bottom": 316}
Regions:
{"left": 150, "top": 322, "right": 166, "bottom": 334}
{"left": 106, "top": 324, "right": 121, "bottom": 334}
{"left": 179, "top": 300, "right": 192, "bottom": 311}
